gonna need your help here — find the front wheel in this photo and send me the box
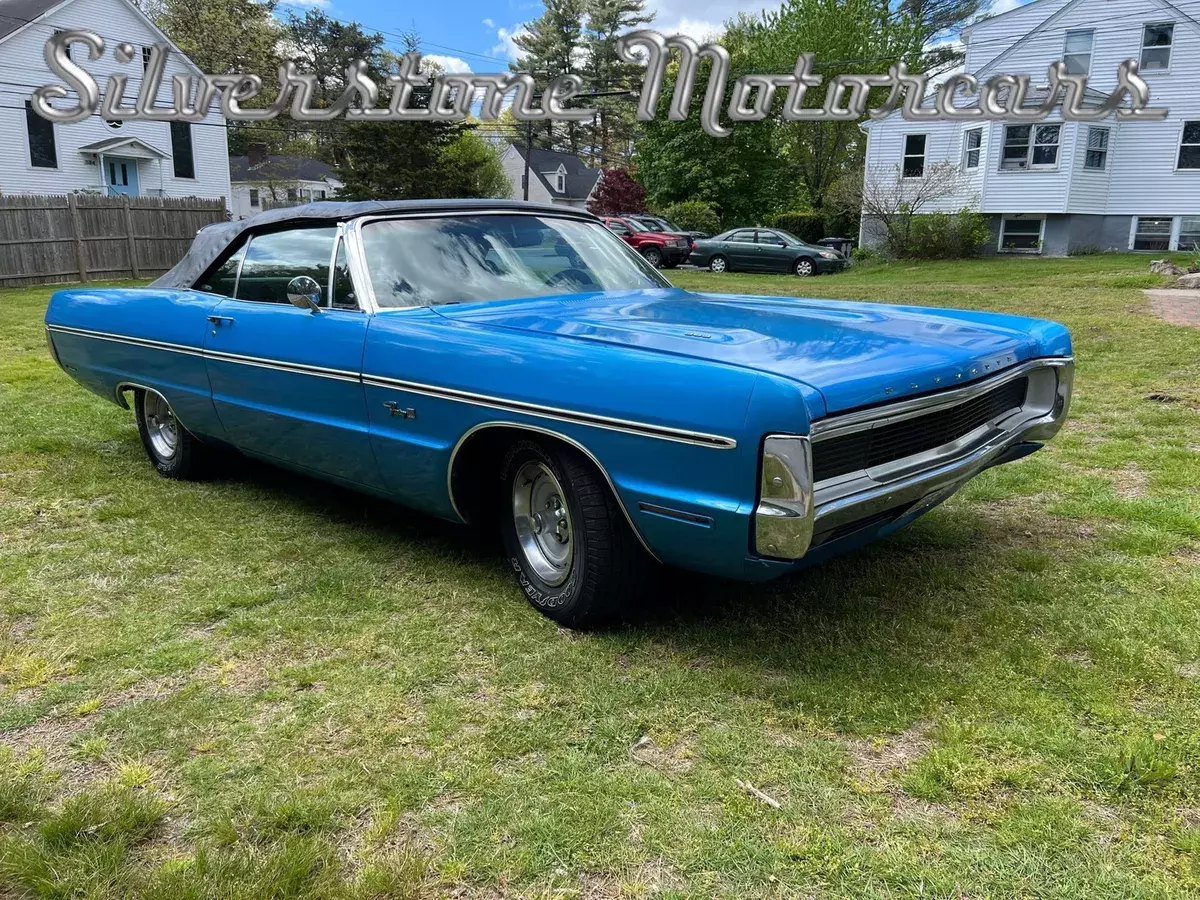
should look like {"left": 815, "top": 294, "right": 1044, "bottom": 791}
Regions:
{"left": 794, "top": 258, "right": 815, "bottom": 277}
{"left": 500, "top": 440, "right": 647, "bottom": 628}
{"left": 134, "top": 389, "right": 212, "bottom": 480}
{"left": 641, "top": 247, "right": 664, "bottom": 268}
{"left": 709, "top": 255, "right": 728, "bottom": 273}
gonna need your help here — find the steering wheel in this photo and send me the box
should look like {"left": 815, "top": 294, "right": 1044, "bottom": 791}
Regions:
{"left": 546, "top": 268, "right": 596, "bottom": 290}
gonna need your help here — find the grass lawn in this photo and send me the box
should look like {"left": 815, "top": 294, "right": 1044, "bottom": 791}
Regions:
{"left": 2, "top": 254, "right": 1200, "bottom": 898}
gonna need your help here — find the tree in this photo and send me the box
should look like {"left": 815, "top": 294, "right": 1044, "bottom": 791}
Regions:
{"left": 284, "top": 10, "right": 387, "bottom": 107}
{"left": 829, "top": 160, "right": 971, "bottom": 257}
{"left": 580, "top": 0, "right": 651, "bottom": 166}
{"left": 659, "top": 200, "right": 721, "bottom": 234}
{"left": 588, "top": 169, "right": 645, "bottom": 215}
{"left": 150, "top": 0, "right": 281, "bottom": 75}
{"left": 510, "top": 0, "right": 588, "bottom": 154}
{"left": 439, "top": 131, "right": 513, "bottom": 199}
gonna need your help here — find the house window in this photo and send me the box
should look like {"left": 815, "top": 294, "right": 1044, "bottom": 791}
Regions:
{"left": 1000, "top": 217, "right": 1043, "bottom": 252}
{"left": 287, "top": 189, "right": 297, "bottom": 202}
{"left": 170, "top": 122, "right": 195, "bottom": 179}
{"left": 963, "top": 128, "right": 982, "bottom": 169}
{"left": 25, "top": 101, "right": 57, "bottom": 168}
{"left": 555, "top": 168, "right": 565, "bottom": 192}
{"left": 1084, "top": 127, "right": 1109, "bottom": 170}
{"left": 1133, "top": 217, "right": 1172, "bottom": 251}
{"left": 1178, "top": 121, "right": 1200, "bottom": 170}
{"left": 1140, "top": 24, "right": 1173, "bottom": 71}
{"left": 249, "top": 189, "right": 260, "bottom": 208}
{"left": 1001, "top": 124, "right": 1060, "bottom": 170}
{"left": 318, "top": 189, "right": 327, "bottom": 199}
{"left": 1063, "top": 30, "right": 1093, "bottom": 75}
{"left": 902, "top": 134, "right": 926, "bottom": 178}
{"left": 142, "top": 46, "right": 152, "bottom": 71}
{"left": 1178, "top": 217, "right": 1200, "bottom": 252}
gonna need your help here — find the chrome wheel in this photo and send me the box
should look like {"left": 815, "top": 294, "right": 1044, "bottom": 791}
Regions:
{"left": 710, "top": 256, "right": 727, "bottom": 273}
{"left": 142, "top": 392, "right": 179, "bottom": 460}
{"left": 795, "top": 259, "right": 814, "bottom": 276}
{"left": 512, "top": 461, "right": 573, "bottom": 587}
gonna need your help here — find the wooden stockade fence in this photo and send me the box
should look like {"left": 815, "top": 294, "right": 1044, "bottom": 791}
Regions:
{"left": 0, "top": 194, "right": 228, "bottom": 287}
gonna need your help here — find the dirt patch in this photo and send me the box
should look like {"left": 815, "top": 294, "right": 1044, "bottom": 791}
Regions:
{"left": 1174, "top": 662, "right": 1200, "bottom": 679}
{"left": 629, "top": 734, "right": 695, "bottom": 774}
{"left": 1058, "top": 649, "right": 1095, "bottom": 668}
{"left": 1080, "top": 800, "right": 1123, "bottom": 845}
{"left": 845, "top": 722, "right": 932, "bottom": 782}
{"left": 1110, "top": 463, "right": 1149, "bottom": 500}
{"left": 1146, "top": 289, "right": 1200, "bottom": 328}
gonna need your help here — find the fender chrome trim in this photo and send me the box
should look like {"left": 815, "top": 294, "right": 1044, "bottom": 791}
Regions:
{"left": 446, "top": 421, "right": 661, "bottom": 562}
{"left": 363, "top": 374, "right": 736, "bottom": 450}
{"left": 50, "top": 324, "right": 738, "bottom": 450}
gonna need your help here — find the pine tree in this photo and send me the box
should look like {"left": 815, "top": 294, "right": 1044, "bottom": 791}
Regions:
{"left": 510, "top": 0, "right": 587, "bottom": 154}
{"left": 581, "top": 0, "right": 650, "bottom": 167}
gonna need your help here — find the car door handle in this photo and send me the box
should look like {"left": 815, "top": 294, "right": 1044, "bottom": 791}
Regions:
{"left": 207, "top": 315, "right": 234, "bottom": 327}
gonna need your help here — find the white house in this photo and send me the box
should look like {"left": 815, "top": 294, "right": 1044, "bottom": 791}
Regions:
{"left": 0, "top": 0, "right": 231, "bottom": 207}
{"left": 860, "top": 0, "right": 1200, "bottom": 254}
{"left": 229, "top": 147, "right": 342, "bottom": 220}
{"left": 500, "top": 144, "right": 601, "bottom": 209}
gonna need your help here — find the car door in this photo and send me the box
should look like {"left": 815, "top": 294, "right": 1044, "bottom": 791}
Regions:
{"left": 725, "top": 230, "right": 760, "bottom": 270}
{"left": 605, "top": 218, "right": 636, "bottom": 248}
{"left": 202, "top": 226, "right": 385, "bottom": 490}
{"left": 755, "top": 230, "right": 793, "bottom": 272}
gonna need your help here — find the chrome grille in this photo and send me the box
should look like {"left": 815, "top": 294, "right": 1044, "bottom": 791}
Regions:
{"left": 812, "top": 376, "right": 1029, "bottom": 483}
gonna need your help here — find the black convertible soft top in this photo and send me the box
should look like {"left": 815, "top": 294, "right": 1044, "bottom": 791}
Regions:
{"left": 151, "top": 199, "right": 598, "bottom": 290}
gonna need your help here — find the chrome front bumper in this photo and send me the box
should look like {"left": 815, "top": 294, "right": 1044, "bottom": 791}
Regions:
{"left": 754, "top": 357, "right": 1074, "bottom": 560}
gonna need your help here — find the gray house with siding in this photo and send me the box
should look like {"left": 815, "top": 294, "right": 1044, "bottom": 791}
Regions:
{"left": 860, "top": 0, "right": 1200, "bottom": 255}
{"left": 499, "top": 145, "right": 602, "bottom": 209}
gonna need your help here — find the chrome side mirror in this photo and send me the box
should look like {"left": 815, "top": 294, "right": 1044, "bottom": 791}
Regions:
{"left": 286, "top": 276, "right": 322, "bottom": 313}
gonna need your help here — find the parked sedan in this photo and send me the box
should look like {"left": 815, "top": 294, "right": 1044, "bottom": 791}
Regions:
{"left": 46, "top": 200, "right": 1073, "bottom": 628}
{"left": 602, "top": 216, "right": 691, "bottom": 268}
{"left": 690, "top": 227, "right": 848, "bottom": 276}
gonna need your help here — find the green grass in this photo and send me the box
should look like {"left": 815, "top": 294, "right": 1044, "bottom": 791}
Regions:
{"left": 2, "top": 254, "right": 1199, "bottom": 897}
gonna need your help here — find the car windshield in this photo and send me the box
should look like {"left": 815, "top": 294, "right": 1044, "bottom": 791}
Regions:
{"left": 361, "top": 214, "right": 671, "bottom": 308}
{"left": 627, "top": 218, "right": 660, "bottom": 233}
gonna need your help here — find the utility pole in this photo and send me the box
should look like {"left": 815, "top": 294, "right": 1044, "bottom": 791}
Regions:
{"left": 522, "top": 118, "right": 533, "bottom": 201}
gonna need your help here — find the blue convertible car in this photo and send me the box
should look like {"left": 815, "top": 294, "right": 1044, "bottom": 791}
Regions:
{"left": 45, "top": 200, "right": 1073, "bottom": 626}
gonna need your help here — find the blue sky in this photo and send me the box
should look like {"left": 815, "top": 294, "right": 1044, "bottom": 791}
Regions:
{"left": 274, "top": 0, "right": 1032, "bottom": 74}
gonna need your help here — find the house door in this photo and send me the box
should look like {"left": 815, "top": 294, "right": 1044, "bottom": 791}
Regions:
{"left": 103, "top": 157, "right": 140, "bottom": 196}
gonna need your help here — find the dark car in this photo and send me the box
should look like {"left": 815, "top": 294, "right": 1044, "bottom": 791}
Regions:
{"left": 619, "top": 213, "right": 709, "bottom": 248}
{"left": 602, "top": 216, "right": 691, "bottom": 269}
{"left": 689, "top": 227, "right": 848, "bottom": 276}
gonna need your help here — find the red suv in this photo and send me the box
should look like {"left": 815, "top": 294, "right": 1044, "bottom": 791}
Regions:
{"left": 602, "top": 216, "right": 690, "bottom": 269}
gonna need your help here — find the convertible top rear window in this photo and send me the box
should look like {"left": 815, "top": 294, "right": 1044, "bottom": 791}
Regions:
{"left": 361, "top": 214, "right": 670, "bottom": 309}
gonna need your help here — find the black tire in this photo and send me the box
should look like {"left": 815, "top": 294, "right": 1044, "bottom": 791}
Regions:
{"left": 499, "top": 439, "right": 647, "bottom": 628}
{"left": 662, "top": 261, "right": 679, "bottom": 270}
{"left": 794, "top": 257, "right": 815, "bottom": 277}
{"left": 641, "top": 247, "right": 664, "bottom": 268}
{"left": 709, "top": 255, "right": 729, "bottom": 274}
{"left": 133, "top": 389, "right": 212, "bottom": 480}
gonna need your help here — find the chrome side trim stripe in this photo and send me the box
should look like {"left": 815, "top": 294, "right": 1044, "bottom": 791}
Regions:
{"left": 361, "top": 374, "right": 736, "bottom": 450}
{"left": 47, "top": 324, "right": 204, "bottom": 358}
{"left": 47, "top": 324, "right": 738, "bottom": 450}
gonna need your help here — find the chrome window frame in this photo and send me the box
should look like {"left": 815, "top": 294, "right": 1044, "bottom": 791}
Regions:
{"left": 341, "top": 209, "right": 670, "bottom": 313}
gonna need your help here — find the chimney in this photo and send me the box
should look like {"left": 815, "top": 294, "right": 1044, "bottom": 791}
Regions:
{"left": 248, "top": 143, "right": 268, "bottom": 167}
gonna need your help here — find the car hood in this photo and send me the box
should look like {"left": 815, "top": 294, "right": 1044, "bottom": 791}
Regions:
{"left": 436, "top": 288, "right": 1070, "bottom": 417}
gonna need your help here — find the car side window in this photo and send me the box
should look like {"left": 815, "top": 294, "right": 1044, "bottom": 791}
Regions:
{"left": 236, "top": 227, "right": 337, "bottom": 305}
{"left": 198, "top": 244, "right": 245, "bottom": 297}
{"left": 729, "top": 231, "right": 756, "bottom": 243}
{"left": 330, "top": 241, "right": 357, "bottom": 310}
{"left": 757, "top": 230, "right": 785, "bottom": 246}
{"left": 607, "top": 220, "right": 630, "bottom": 235}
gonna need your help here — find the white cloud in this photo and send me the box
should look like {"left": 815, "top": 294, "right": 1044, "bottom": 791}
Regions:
{"left": 492, "top": 24, "right": 529, "bottom": 60}
{"left": 423, "top": 54, "right": 473, "bottom": 74}
{"left": 482, "top": 17, "right": 495, "bottom": 28}
{"left": 987, "top": 0, "right": 1028, "bottom": 14}
{"left": 643, "top": 0, "right": 774, "bottom": 42}
{"left": 278, "top": 0, "right": 331, "bottom": 8}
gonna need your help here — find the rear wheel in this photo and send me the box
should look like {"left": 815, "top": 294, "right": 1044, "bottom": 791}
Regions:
{"left": 641, "top": 246, "right": 664, "bottom": 268}
{"left": 134, "top": 389, "right": 212, "bottom": 480}
{"left": 794, "top": 257, "right": 815, "bottom": 277}
{"left": 710, "top": 255, "right": 728, "bottom": 273}
{"left": 500, "top": 439, "right": 646, "bottom": 628}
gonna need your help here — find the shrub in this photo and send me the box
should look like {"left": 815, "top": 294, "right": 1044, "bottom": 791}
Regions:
{"left": 765, "top": 211, "right": 825, "bottom": 243}
{"left": 1068, "top": 244, "right": 1101, "bottom": 256}
{"left": 903, "top": 210, "right": 992, "bottom": 260}
{"left": 658, "top": 201, "right": 721, "bottom": 235}
{"left": 851, "top": 246, "right": 879, "bottom": 263}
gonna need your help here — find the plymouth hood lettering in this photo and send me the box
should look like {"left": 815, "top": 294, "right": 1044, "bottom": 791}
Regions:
{"left": 438, "top": 288, "right": 1050, "bottom": 414}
